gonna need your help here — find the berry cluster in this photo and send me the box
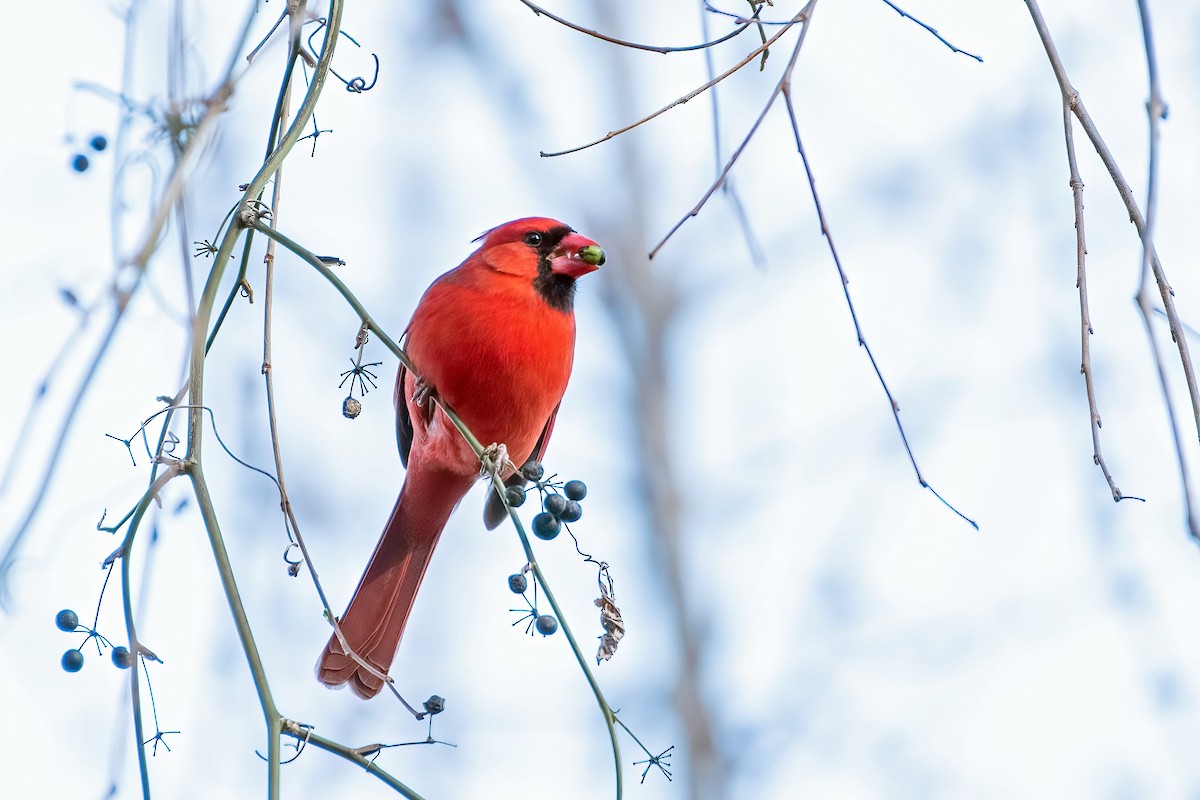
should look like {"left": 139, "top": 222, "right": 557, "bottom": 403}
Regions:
{"left": 69, "top": 134, "right": 108, "bottom": 173}
{"left": 55, "top": 608, "right": 134, "bottom": 672}
{"left": 499, "top": 463, "right": 595, "bottom": 637}
{"left": 506, "top": 571, "right": 558, "bottom": 636}
{"left": 503, "top": 461, "right": 588, "bottom": 542}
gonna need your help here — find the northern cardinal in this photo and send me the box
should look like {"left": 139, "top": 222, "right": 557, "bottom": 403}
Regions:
{"left": 317, "top": 217, "right": 605, "bottom": 698}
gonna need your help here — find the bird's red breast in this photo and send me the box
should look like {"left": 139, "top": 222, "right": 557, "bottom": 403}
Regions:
{"left": 403, "top": 217, "right": 603, "bottom": 475}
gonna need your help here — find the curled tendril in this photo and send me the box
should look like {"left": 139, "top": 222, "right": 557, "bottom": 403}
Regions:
{"left": 284, "top": 542, "right": 303, "bottom": 576}
{"left": 306, "top": 18, "right": 379, "bottom": 93}
{"left": 257, "top": 723, "right": 311, "bottom": 765}
{"left": 334, "top": 53, "right": 379, "bottom": 93}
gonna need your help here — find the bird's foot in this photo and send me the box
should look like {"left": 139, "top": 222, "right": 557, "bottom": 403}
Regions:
{"left": 480, "top": 443, "right": 517, "bottom": 478}
{"left": 412, "top": 377, "right": 437, "bottom": 417}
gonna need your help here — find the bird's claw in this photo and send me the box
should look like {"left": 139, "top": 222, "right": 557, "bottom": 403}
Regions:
{"left": 480, "top": 443, "right": 516, "bottom": 478}
{"left": 412, "top": 377, "right": 437, "bottom": 419}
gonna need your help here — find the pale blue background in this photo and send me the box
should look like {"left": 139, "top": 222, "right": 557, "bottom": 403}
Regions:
{"left": 2, "top": 2, "right": 1200, "bottom": 799}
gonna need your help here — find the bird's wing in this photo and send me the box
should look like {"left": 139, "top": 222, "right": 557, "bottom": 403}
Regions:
{"left": 396, "top": 363, "right": 414, "bottom": 468}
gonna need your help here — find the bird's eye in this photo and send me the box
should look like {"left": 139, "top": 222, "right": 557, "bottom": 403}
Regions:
{"left": 524, "top": 231, "right": 544, "bottom": 247}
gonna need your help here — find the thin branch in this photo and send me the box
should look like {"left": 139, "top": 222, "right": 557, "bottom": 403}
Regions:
{"left": 249, "top": 53, "right": 423, "bottom": 719}
{"left": 280, "top": 720, "right": 427, "bottom": 798}
{"left": 187, "top": 466, "right": 283, "bottom": 792}
{"left": 876, "top": 0, "right": 983, "bottom": 62}
{"left": 119, "top": 465, "right": 183, "bottom": 796}
{"left": 1133, "top": 0, "right": 1195, "bottom": 536}
{"left": 0, "top": 318, "right": 121, "bottom": 604}
{"left": 650, "top": 2, "right": 815, "bottom": 259}
{"left": 702, "top": 1, "right": 795, "bottom": 25}
{"left": 1062, "top": 101, "right": 1137, "bottom": 503}
{"left": 0, "top": 0, "right": 259, "bottom": 598}
{"left": 258, "top": 12, "right": 342, "bottom": 709}
{"left": 0, "top": 296, "right": 93, "bottom": 497}
{"left": 1023, "top": 0, "right": 1199, "bottom": 538}
{"left": 1157, "top": 307, "right": 1200, "bottom": 343}
{"left": 247, "top": 7, "right": 289, "bottom": 63}
{"left": 517, "top": 0, "right": 756, "bottom": 54}
{"left": 698, "top": 2, "right": 767, "bottom": 269}
{"left": 783, "top": 71, "right": 977, "bottom": 529}
{"left": 205, "top": 227, "right": 258, "bottom": 354}
{"left": 182, "top": 3, "right": 342, "bottom": 798}
{"left": 540, "top": 9, "right": 806, "bottom": 158}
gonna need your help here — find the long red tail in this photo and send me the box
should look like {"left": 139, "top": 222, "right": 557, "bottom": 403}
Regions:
{"left": 317, "top": 466, "right": 472, "bottom": 698}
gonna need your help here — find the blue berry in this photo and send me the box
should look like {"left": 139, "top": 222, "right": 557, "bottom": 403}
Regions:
{"left": 62, "top": 649, "right": 85, "bottom": 672}
{"left": 71, "top": 154, "right": 90, "bottom": 172}
{"left": 521, "top": 462, "right": 544, "bottom": 482}
{"left": 89, "top": 134, "right": 108, "bottom": 152}
{"left": 535, "top": 615, "right": 558, "bottom": 636}
{"left": 508, "top": 573, "right": 528, "bottom": 594}
{"left": 543, "top": 493, "right": 568, "bottom": 517}
{"left": 112, "top": 646, "right": 135, "bottom": 669}
{"left": 559, "top": 500, "right": 582, "bottom": 523}
{"left": 564, "top": 480, "right": 587, "bottom": 501}
{"left": 504, "top": 486, "right": 526, "bottom": 507}
{"left": 56, "top": 609, "right": 79, "bottom": 632}
{"left": 532, "top": 512, "right": 561, "bottom": 540}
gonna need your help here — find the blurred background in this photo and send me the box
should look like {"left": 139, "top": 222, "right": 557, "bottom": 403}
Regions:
{"left": 3, "top": 1, "right": 1200, "bottom": 798}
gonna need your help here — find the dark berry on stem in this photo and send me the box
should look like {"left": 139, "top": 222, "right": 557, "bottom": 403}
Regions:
{"left": 521, "top": 462, "right": 544, "bottom": 482}
{"left": 504, "top": 485, "right": 526, "bottom": 507}
{"left": 560, "top": 500, "right": 582, "bottom": 523}
{"left": 423, "top": 695, "right": 446, "bottom": 715}
{"left": 56, "top": 609, "right": 79, "bottom": 631}
{"left": 535, "top": 615, "right": 558, "bottom": 636}
{"left": 112, "top": 646, "right": 135, "bottom": 669}
{"left": 89, "top": 134, "right": 108, "bottom": 152}
{"left": 508, "top": 573, "right": 528, "bottom": 594}
{"left": 564, "top": 480, "right": 587, "bottom": 501}
{"left": 71, "top": 154, "right": 89, "bottom": 172}
{"left": 62, "top": 649, "right": 84, "bottom": 672}
{"left": 532, "top": 512, "right": 561, "bottom": 540}
{"left": 543, "top": 493, "right": 567, "bottom": 517}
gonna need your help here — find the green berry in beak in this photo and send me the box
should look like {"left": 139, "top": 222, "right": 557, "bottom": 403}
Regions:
{"left": 580, "top": 244, "right": 606, "bottom": 266}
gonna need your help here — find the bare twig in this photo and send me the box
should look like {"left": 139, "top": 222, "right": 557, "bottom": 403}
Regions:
{"left": 0, "top": 297, "right": 94, "bottom": 498}
{"left": 649, "top": 3, "right": 814, "bottom": 258}
{"left": 0, "top": 6, "right": 248, "bottom": 599}
{"left": 254, "top": 21, "right": 396, "bottom": 723}
{"left": 876, "top": 0, "right": 983, "bottom": 62}
{"left": 540, "top": 9, "right": 805, "bottom": 158}
{"left": 702, "top": 1, "right": 792, "bottom": 25}
{"left": 1132, "top": 0, "right": 1195, "bottom": 535}
{"left": 1024, "top": 0, "right": 1198, "bottom": 537}
{"left": 247, "top": 7, "right": 289, "bottom": 63}
{"left": 279, "top": 720, "right": 427, "bottom": 799}
{"left": 1062, "top": 101, "right": 1137, "bottom": 503}
{"left": 517, "top": 0, "right": 756, "bottom": 54}
{"left": 781, "top": 47, "right": 977, "bottom": 528}
{"left": 699, "top": 2, "right": 766, "bottom": 269}
{"left": 183, "top": 3, "right": 344, "bottom": 797}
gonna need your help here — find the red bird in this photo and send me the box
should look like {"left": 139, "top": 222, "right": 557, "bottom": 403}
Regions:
{"left": 317, "top": 217, "right": 605, "bottom": 698}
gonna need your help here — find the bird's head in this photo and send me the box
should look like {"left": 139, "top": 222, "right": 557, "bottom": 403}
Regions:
{"left": 475, "top": 217, "right": 605, "bottom": 312}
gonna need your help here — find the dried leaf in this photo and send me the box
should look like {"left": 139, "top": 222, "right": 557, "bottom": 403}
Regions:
{"left": 595, "top": 586, "right": 625, "bottom": 663}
